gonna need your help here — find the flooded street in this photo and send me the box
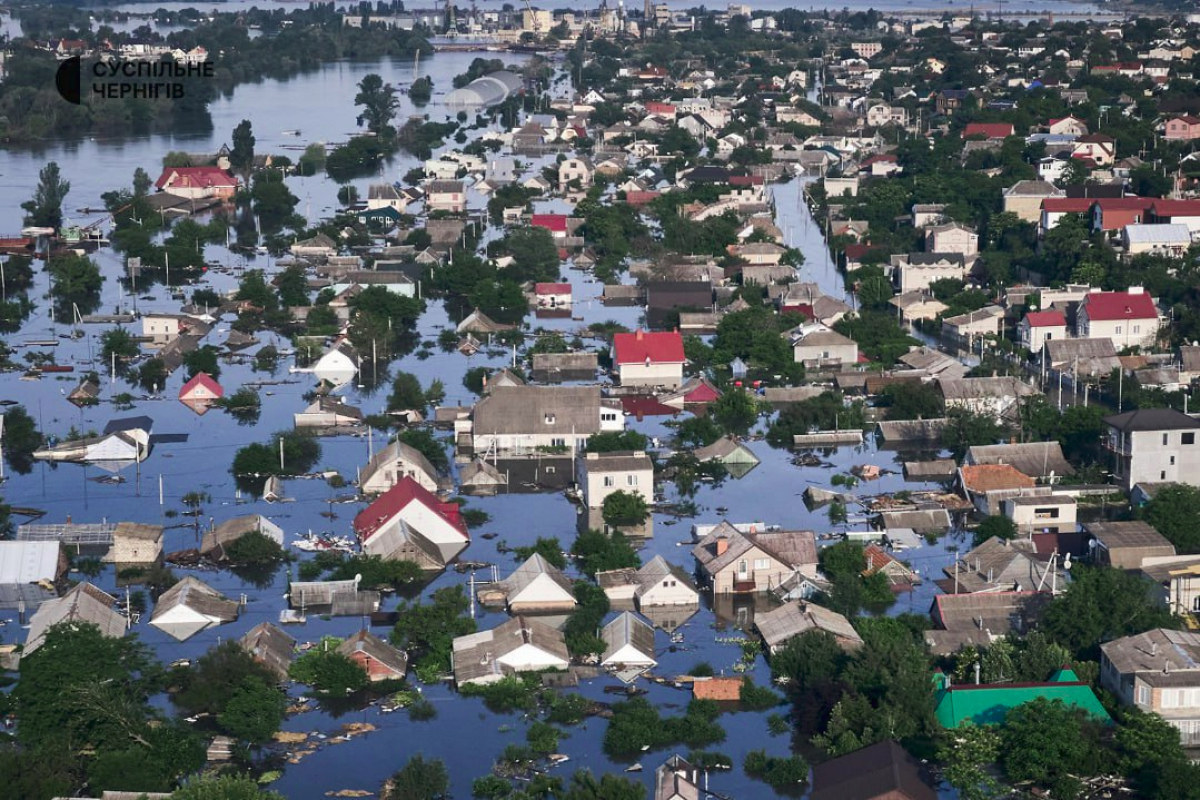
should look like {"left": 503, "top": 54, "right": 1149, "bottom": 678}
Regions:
{"left": 0, "top": 48, "right": 966, "bottom": 799}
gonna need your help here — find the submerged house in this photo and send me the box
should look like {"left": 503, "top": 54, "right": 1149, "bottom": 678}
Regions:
{"left": 288, "top": 577, "right": 380, "bottom": 616}
{"left": 337, "top": 629, "right": 408, "bottom": 681}
{"left": 692, "top": 435, "right": 760, "bottom": 478}
{"left": 312, "top": 339, "right": 359, "bottom": 388}
{"left": 240, "top": 622, "right": 296, "bottom": 680}
{"left": 495, "top": 553, "right": 578, "bottom": 614}
{"left": 200, "top": 515, "right": 285, "bottom": 561}
{"left": 353, "top": 476, "right": 470, "bottom": 567}
{"left": 0, "top": 540, "right": 66, "bottom": 609}
{"left": 600, "top": 611, "right": 657, "bottom": 669}
{"left": 33, "top": 416, "right": 152, "bottom": 470}
{"left": 755, "top": 600, "right": 863, "bottom": 654}
{"left": 692, "top": 522, "right": 818, "bottom": 594}
{"left": 24, "top": 582, "right": 126, "bottom": 655}
{"left": 149, "top": 576, "right": 239, "bottom": 641}
{"left": 451, "top": 616, "right": 570, "bottom": 686}
{"left": 458, "top": 458, "right": 508, "bottom": 495}
{"left": 358, "top": 440, "right": 440, "bottom": 494}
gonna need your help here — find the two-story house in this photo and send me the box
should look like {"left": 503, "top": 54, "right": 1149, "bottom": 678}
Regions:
{"left": 1101, "top": 628, "right": 1200, "bottom": 745}
{"left": 1164, "top": 115, "right": 1200, "bottom": 141}
{"left": 579, "top": 450, "right": 654, "bottom": 509}
{"left": 425, "top": 180, "right": 465, "bottom": 214}
{"left": 1103, "top": 407, "right": 1200, "bottom": 489}
{"left": 1076, "top": 288, "right": 1160, "bottom": 350}
{"left": 613, "top": 329, "right": 685, "bottom": 388}
{"left": 558, "top": 157, "right": 595, "bottom": 191}
{"left": 891, "top": 253, "right": 967, "bottom": 293}
{"left": 925, "top": 223, "right": 979, "bottom": 257}
{"left": 692, "top": 521, "right": 818, "bottom": 595}
{"left": 1018, "top": 310, "right": 1068, "bottom": 354}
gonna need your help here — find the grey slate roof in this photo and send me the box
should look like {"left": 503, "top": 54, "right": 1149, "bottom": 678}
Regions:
{"left": 1104, "top": 408, "right": 1200, "bottom": 432}
{"left": 472, "top": 386, "right": 602, "bottom": 436}
{"left": 755, "top": 600, "right": 861, "bottom": 651}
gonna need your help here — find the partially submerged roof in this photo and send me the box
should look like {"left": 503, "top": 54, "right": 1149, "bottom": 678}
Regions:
{"left": 810, "top": 740, "right": 936, "bottom": 800}
{"left": 25, "top": 583, "right": 125, "bottom": 654}
{"left": 755, "top": 601, "right": 862, "bottom": 651}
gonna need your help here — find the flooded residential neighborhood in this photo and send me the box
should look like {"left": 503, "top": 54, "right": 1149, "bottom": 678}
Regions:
{"left": 2, "top": 2, "right": 1200, "bottom": 800}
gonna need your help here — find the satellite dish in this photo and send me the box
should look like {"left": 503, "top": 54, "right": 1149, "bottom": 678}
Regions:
{"left": 1063, "top": 553, "right": 1072, "bottom": 570}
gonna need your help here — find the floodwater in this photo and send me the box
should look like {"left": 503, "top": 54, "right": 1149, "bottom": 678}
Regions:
{"left": 0, "top": 48, "right": 966, "bottom": 799}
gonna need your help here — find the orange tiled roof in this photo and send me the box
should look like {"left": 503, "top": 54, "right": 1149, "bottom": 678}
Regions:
{"left": 692, "top": 677, "right": 742, "bottom": 701}
{"left": 960, "top": 464, "right": 1036, "bottom": 493}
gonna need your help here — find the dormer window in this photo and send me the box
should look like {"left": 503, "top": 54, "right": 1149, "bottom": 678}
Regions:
{"left": 545, "top": 413, "right": 556, "bottom": 424}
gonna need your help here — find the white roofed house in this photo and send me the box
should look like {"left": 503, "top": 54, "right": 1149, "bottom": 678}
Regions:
{"left": 0, "top": 540, "right": 67, "bottom": 609}
{"left": 34, "top": 416, "right": 153, "bottom": 471}
{"left": 367, "top": 183, "right": 406, "bottom": 211}
{"left": 312, "top": 339, "right": 358, "bottom": 388}
{"left": 601, "top": 611, "right": 657, "bottom": 669}
{"left": 579, "top": 450, "right": 654, "bottom": 509}
{"left": 1123, "top": 223, "right": 1192, "bottom": 257}
{"left": 496, "top": 554, "right": 577, "bottom": 614}
{"left": 149, "top": 576, "right": 239, "bottom": 641}
{"left": 452, "top": 616, "right": 570, "bottom": 686}
{"left": 358, "top": 440, "right": 440, "bottom": 495}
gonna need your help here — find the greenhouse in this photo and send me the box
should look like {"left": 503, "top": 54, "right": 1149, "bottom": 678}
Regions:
{"left": 444, "top": 70, "right": 524, "bottom": 110}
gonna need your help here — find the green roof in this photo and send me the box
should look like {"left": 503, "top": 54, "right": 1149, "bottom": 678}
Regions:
{"left": 934, "top": 668, "right": 1112, "bottom": 729}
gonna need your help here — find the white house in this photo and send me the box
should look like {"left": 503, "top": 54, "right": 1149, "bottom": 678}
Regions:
{"left": 1123, "top": 223, "right": 1192, "bottom": 256}
{"left": 600, "top": 611, "right": 657, "bottom": 669}
{"left": 790, "top": 328, "right": 859, "bottom": 367}
{"left": 353, "top": 476, "right": 470, "bottom": 564}
{"left": 580, "top": 450, "right": 654, "bottom": 509}
{"left": 558, "top": 157, "right": 594, "bottom": 191}
{"left": 149, "top": 576, "right": 239, "bottom": 641}
{"left": 358, "top": 440, "right": 439, "bottom": 494}
{"left": 1019, "top": 310, "right": 1069, "bottom": 354}
{"left": 925, "top": 223, "right": 979, "bottom": 257}
{"left": 613, "top": 329, "right": 686, "bottom": 388}
{"left": 1077, "top": 288, "right": 1160, "bottom": 350}
{"left": 462, "top": 385, "right": 624, "bottom": 455}
{"left": 426, "top": 180, "right": 465, "bottom": 213}
{"left": 452, "top": 616, "right": 570, "bottom": 686}
{"left": 312, "top": 340, "right": 358, "bottom": 388}
{"left": 497, "top": 553, "right": 577, "bottom": 614}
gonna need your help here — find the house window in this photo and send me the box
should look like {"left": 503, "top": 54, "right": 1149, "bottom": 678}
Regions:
{"left": 545, "top": 414, "right": 556, "bottom": 424}
{"left": 1172, "top": 456, "right": 1177, "bottom": 466}
{"left": 1115, "top": 326, "right": 1123, "bottom": 334}
{"left": 1045, "top": 332, "right": 1053, "bottom": 341}
{"left": 1165, "top": 434, "right": 1170, "bottom": 446}
{"left": 1193, "top": 595, "right": 1200, "bottom": 612}
{"left": 603, "top": 476, "right": 615, "bottom": 487}
{"left": 1138, "top": 685, "right": 1151, "bottom": 705}
{"left": 545, "top": 466, "right": 556, "bottom": 474}
{"left": 551, "top": 437, "right": 566, "bottom": 448}
{"left": 738, "top": 560, "right": 748, "bottom": 577}
{"left": 627, "top": 475, "right": 638, "bottom": 486}
{"left": 1162, "top": 471, "right": 1168, "bottom": 480}
{"left": 754, "top": 558, "right": 770, "bottom": 570}
{"left": 1134, "top": 325, "right": 1141, "bottom": 334}
{"left": 1185, "top": 433, "right": 1196, "bottom": 445}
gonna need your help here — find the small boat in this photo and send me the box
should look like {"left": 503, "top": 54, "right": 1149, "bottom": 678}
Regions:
{"left": 282, "top": 129, "right": 301, "bottom": 136}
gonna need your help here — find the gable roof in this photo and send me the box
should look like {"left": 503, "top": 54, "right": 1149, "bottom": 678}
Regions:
{"left": 352, "top": 476, "right": 467, "bottom": 541}
{"left": 500, "top": 553, "right": 576, "bottom": 601}
{"left": 337, "top": 629, "right": 408, "bottom": 675}
{"left": 179, "top": 371, "right": 222, "bottom": 400}
{"left": 964, "top": 122, "right": 1015, "bottom": 139}
{"left": 155, "top": 166, "right": 237, "bottom": 190}
{"left": 25, "top": 582, "right": 125, "bottom": 654}
{"left": 965, "top": 442, "right": 1075, "bottom": 479}
{"left": 471, "top": 385, "right": 603, "bottom": 436}
{"left": 1104, "top": 408, "right": 1200, "bottom": 432}
{"left": 1024, "top": 310, "right": 1066, "bottom": 327}
{"left": 614, "top": 329, "right": 686, "bottom": 365}
{"left": 934, "top": 668, "right": 1111, "bottom": 728}
{"left": 755, "top": 600, "right": 862, "bottom": 651}
{"left": 692, "top": 522, "right": 817, "bottom": 574}
{"left": 1081, "top": 290, "right": 1157, "bottom": 321}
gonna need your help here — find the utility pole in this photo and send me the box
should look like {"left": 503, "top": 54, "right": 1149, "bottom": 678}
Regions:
{"left": 279, "top": 438, "right": 286, "bottom": 471}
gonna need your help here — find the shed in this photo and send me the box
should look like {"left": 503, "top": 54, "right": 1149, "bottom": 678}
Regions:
{"left": 1086, "top": 520, "right": 1176, "bottom": 569}
{"left": 150, "top": 576, "right": 239, "bottom": 641}
{"left": 600, "top": 611, "right": 657, "bottom": 669}
{"left": 691, "top": 676, "right": 742, "bottom": 701}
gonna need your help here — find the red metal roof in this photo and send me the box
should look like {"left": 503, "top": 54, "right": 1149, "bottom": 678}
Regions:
{"left": 1040, "top": 198, "right": 1093, "bottom": 213}
{"left": 1080, "top": 290, "right": 1157, "bottom": 321}
{"left": 155, "top": 166, "right": 237, "bottom": 191}
{"left": 682, "top": 379, "right": 721, "bottom": 403}
{"left": 353, "top": 476, "right": 468, "bottom": 542}
{"left": 963, "top": 122, "right": 1014, "bottom": 139}
{"left": 531, "top": 214, "right": 568, "bottom": 233}
{"left": 1151, "top": 199, "right": 1200, "bottom": 217}
{"left": 1092, "top": 197, "right": 1153, "bottom": 211}
{"left": 535, "top": 282, "right": 571, "bottom": 294}
{"left": 620, "top": 395, "right": 682, "bottom": 417}
{"left": 613, "top": 329, "right": 685, "bottom": 365}
{"left": 1024, "top": 310, "right": 1066, "bottom": 327}
{"left": 179, "top": 371, "right": 223, "bottom": 400}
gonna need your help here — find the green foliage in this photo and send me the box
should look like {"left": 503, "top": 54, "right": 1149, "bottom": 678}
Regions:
{"left": 236, "top": 270, "right": 279, "bottom": 311}
{"left": 559, "top": 770, "right": 646, "bottom": 800}
{"left": 277, "top": 264, "right": 310, "bottom": 307}
{"left": 230, "top": 119, "right": 256, "bottom": 180}
{"left": 174, "top": 775, "right": 286, "bottom": 800}
{"left": 1143, "top": 484, "right": 1200, "bottom": 554}
{"left": 327, "top": 554, "right": 424, "bottom": 587}
{"left": 215, "top": 387, "right": 262, "bottom": 422}
{"left": 513, "top": 537, "right": 567, "bottom": 570}
{"left": 585, "top": 430, "right": 650, "bottom": 453}
{"left": 881, "top": 382, "right": 945, "bottom": 421}
{"left": 100, "top": 327, "right": 139, "bottom": 367}
{"left": 384, "top": 754, "right": 449, "bottom": 800}
{"left": 743, "top": 749, "right": 809, "bottom": 791}
{"left": 526, "top": 720, "right": 560, "bottom": 754}
{"left": 766, "top": 391, "right": 865, "bottom": 448}
{"left": 739, "top": 677, "right": 784, "bottom": 711}
{"left": 410, "top": 76, "right": 433, "bottom": 105}
{"left": 231, "top": 432, "right": 321, "bottom": 487}
{"left": 1000, "top": 698, "right": 1104, "bottom": 797}
{"left": 973, "top": 515, "right": 1018, "bottom": 548}
{"left": 355, "top": 73, "right": 402, "bottom": 135}
{"left": 472, "top": 775, "right": 513, "bottom": 799}
{"left": 603, "top": 697, "right": 725, "bottom": 758}
{"left": 222, "top": 530, "right": 287, "bottom": 566}
{"left": 22, "top": 161, "right": 70, "bottom": 229}
{"left": 1040, "top": 565, "right": 1180, "bottom": 660}
{"left": 546, "top": 692, "right": 590, "bottom": 725}
{"left": 710, "top": 389, "right": 759, "bottom": 435}
{"left": 833, "top": 312, "right": 917, "bottom": 365}
{"left": 289, "top": 637, "right": 368, "bottom": 695}
{"left": 601, "top": 490, "right": 650, "bottom": 528}
{"left": 491, "top": 226, "right": 561, "bottom": 284}
{"left": 570, "top": 529, "right": 641, "bottom": 578}
{"left": 564, "top": 580, "right": 610, "bottom": 658}
{"left": 250, "top": 169, "right": 301, "bottom": 234}
{"left": 174, "top": 640, "right": 281, "bottom": 717}
{"left": 2, "top": 406, "right": 42, "bottom": 474}
{"left": 182, "top": 345, "right": 222, "bottom": 381}
{"left": 941, "top": 408, "right": 1008, "bottom": 458}
{"left": 391, "top": 586, "right": 476, "bottom": 680}
{"left": 938, "top": 723, "right": 1002, "bottom": 800}
{"left": 817, "top": 541, "right": 896, "bottom": 617}
{"left": 459, "top": 674, "right": 540, "bottom": 714}
{"left": 711, "top": 306, "right": 802, "bottom": 380}
{"left": 48, "top": 252, "right": 103, "bottom": 306}
{"left": 676, "top": 416, "right": 722, "bottom": 448}
{"left": 218, "top": 676, "right": 287, "bottom": 744}
{"left": 135, "top": 358, "right": 170, "bottom": 393}
{"left": 388, "top": 371, "right": 429, "bottom": 412}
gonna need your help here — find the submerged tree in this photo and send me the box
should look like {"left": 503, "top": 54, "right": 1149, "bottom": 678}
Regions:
{"left": 22, "top": 161, "right": 70, "bottom": 229}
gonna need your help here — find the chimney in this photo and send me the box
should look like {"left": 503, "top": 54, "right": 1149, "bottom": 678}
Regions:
{"left": 1129, "top": 286, "right": 1145, "bottom": 295}
{"left": 1152, "top": 641, "right": 1158, "bottom": 656}
{"left": 716, "top": 537, "right": 729, "bottom": 556}
{"left": 635, "top": 328, "right": 645, "bottom": 341}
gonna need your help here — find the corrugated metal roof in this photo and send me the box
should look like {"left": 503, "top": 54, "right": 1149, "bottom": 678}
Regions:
{"left": 0, "top": 541, "right": 61, "bottom": 584}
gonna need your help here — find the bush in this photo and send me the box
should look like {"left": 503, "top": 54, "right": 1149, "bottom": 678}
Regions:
{"left": 603, "top": 697, "right": 726, "bottom": 758}
{"left": 222, "top": 530, "right": 287, "bottom": 566}
{"left": 459, "top": 674, "right": 539, "bottom": 714}
{"left": 739, "top": 678, "right": 784, "bottom": 711}
{"left": 289, "top": 637, "right": 368, "bottom": 695}
{"left": 743, "top": 749, "right": 809, "bottom": 791}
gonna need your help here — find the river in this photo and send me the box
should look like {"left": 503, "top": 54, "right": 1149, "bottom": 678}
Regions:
{"left": 0, "top": 44, "right": 969, "bottom": 799}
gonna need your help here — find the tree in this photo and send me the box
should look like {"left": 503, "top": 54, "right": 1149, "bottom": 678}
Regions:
{"left": 710, "top": 389, "right": 759, "bottom": 434}
{"left": 2, "top": 406, "right": 42, "bottom": 474}
{"left": 385, "top": 754, "right": 449, "bottom": 800}
{"left": 410, "top": 76, "right": 433, "bottom": 105}
{"left": 513, "top": 537, "right": 567, "bottom": 569}
{"left": 1040, "top": 565, "right": 1179, "bottom": 660}
{"left": 932, "top": 725, "right": 999, "bottom": 800}
{"left": 494, "top": 226, "right": 560, "bottom": 283}
{"left": 881, "top": 382, "right": 944, "bottom": 421}
{"left": 973, "top": 515, "right": 1017, "bottom": 547}
{"left": 182, "top": 345, "right": 222, "bottom": 381}
{"left": 289, "top": 638, "right": 368, "bottom": 695}
{"left": 135, "top": 358, "right": 169, "bottom": 394}
{"left": 585, "top": 430, "right": 649, "bottom": 453}
{"left": 230, "top": 120, "right": 256, "bottom": 183}
{"left": 173, "top": 775, "right": 285, "bottom": 800}
{"left": 175, "top": 641, "right": 279, "bottom": 716}
{"left": 218, "top": 677, "right": 286, "bottom": 744}
{"left": 22, "top": 161, "right": 70, "bottom": 229}
{"left": 47, "top": 253, "right": 103, "bottom": 304}
{"left": 570, "top": 529, "right": 640, "bottom": 577}
{"left": 941, "top": 408, "right": 1007, "bottom": 458}
{"left": 391, "top": 586, "right": 477, "bottom": 679}
{"left": 276, "top": 264, "right": 310, "bottom": 307}
{"left": 601, "top": 490, "right": 650, "bottom": 528}
{"left": 100, "top": 327, "right": 139, "bottom": 370}
{"left": 560, "top": 770, "right": 646, "bottom": 800}
{"left": 132, "top": 167, "right": 153, "bottom": 197}
{"left": 388, "top": 371, "right": 428, "bottom": 412}
{"left": 355, "top": 73, "right": 402, "bottom": 136}
{"left": 1143, "top": 484, "right": 1200, "bottom": 554}
{"left": 236, "top": 270, "right": 277, "bottom": 310}
{"left": 1000, "top": 698, "right": 1103, "bottom": 797}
